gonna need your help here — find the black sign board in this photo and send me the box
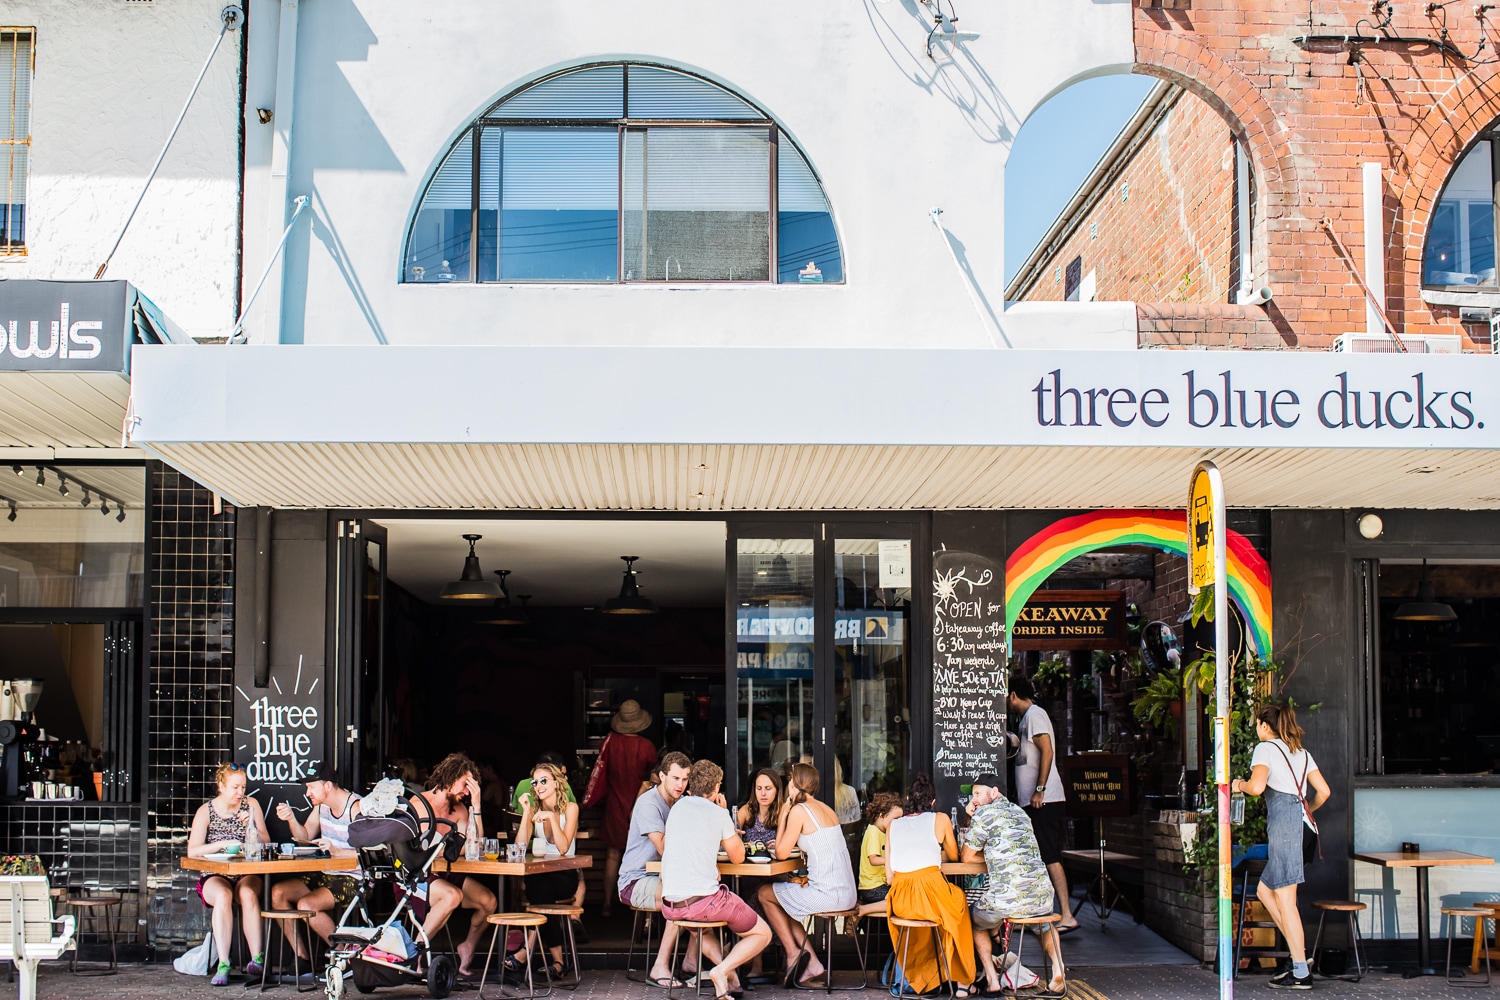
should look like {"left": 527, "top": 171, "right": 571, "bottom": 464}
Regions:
{"left": 0, "top": 279, "right": 144, "bottom": 373}
{"left": 931, "top": 550, "right": 1008, "bottom": 807}
{"left": 1011, "top": 589, "right": 1129, "bottom": 650}
{"left": 1061, "top": 752, "right": 1131, "bottom": 818}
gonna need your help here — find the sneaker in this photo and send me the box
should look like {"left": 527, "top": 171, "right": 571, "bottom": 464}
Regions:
{"left": 244, "top": 958, "right": 265, "bottom": 978}
{"left": 1268, "top": 970, "right": 1313, "bottom": 990}
{"left": 210, "top": 962, "right": 231, "bottom": 987}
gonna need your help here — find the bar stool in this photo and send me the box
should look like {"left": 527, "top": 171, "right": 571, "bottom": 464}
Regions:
{"left": 1309, "top": 900, "right": 1366, "bottom": 982}
{"left": 666, "top": 919, "right": 726, "bottom": 1000}
{"left": 525, "top": 903, "right": 583, "bottom": 989}
{"left": 1000, "top": 913, "right": 1061, "bottom": 998}
{"left": 480, "top": 912, "right": 552, "bottom": 1000}
{"left": 1232, "top": 860, "right": 1287, "bottom": 977}
{"left": 64, "top": 892, "right": 122, "bottom": 976}
{"left": 1470, "top": 901, "right": 1500, "bottom": 975}
{"left": 625, "top": 902, "right": 662, "bottom": 984}
{"left": 888, "top": 917, "right": 952, "bottom": 1000}
{"left": 259, "top": 910, "right": 317, "bottom": 992}
{"left": 795, "top": 909, "right": 866, "bottom": 992}
{"left": 1443, "top": 906, "right": 1493, "bottom": 987}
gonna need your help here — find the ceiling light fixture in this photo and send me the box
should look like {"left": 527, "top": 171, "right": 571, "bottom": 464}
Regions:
{"left": 5, "top": 500, "right": 14, "bottom": 523}
{"left": 116, "top": 506, "right": 126, "bottom": 523}
{"left": 57, "top": 476, "right": 69, "bottom": 498}
{"left": 479, "top": 570, "right": 527, "bottom": 625}
{"left": 11, "top": 465, "right": 22, "bottom": 477}
{"left": 439, "top": 533, "right": 503, "bottom": 601}
{"left": 1394, "top": 558, "right": 1457, "bottom": 621}
{"left": 1357, "top": 513, "right": 1383, "bottom": 539}
{"left": 602, "top": 556, "right": 658, "bottom": 615}
{"left": 100, "top": 498, "right": 110, "bottom": 516}
{"left": 80, "top": 488, "right": 91, "bottom": 507}
{"left": 34, "top": 467, "right": 44, "bottom": 487}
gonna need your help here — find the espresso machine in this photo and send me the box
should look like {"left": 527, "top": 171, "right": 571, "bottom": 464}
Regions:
{"left": 0, "top": 679, "right": 44, "bottom": 800}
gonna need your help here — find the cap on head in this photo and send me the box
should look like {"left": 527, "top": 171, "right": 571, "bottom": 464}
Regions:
{"left": 972, "top": 773, "right": 1001, "bottom": 791}
{"left": 307, "top": 762, "right": 338, "bottom": 785}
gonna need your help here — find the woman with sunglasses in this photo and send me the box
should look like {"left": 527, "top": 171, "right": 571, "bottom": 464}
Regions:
{"left": 187, "top": 762, "right": 274, "bottom": 986}
{"left": 506, "top": 762, "right": 580, "bottom": 979}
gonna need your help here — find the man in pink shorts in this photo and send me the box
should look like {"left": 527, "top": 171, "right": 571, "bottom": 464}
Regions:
{"left": 661, "top": 760, "right": 771, "bottom": 999}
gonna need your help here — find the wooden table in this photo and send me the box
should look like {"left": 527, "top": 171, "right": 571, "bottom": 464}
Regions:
{"left": 939, "top": 861, "right": 987, "bottom": 877}
{"left": 433, "top": 853, "right": 593, "bottom": 912}
{"left": 646, "top": 858, "right": 801, "bottom": 877}
{"left": 1354, "top": 850, "right": 1495, "bottom": 977}
{"left": 180, "top": 854, "right": 358, "bottom": 909}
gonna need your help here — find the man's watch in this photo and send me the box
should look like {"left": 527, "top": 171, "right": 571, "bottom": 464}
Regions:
{"left": 1035, "top": 785, "right": 1046, "bottom": 793}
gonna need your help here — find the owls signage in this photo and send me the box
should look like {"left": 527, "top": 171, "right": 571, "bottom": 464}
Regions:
{"left": 0, "top": 280, "right": 137, "bottom": 373}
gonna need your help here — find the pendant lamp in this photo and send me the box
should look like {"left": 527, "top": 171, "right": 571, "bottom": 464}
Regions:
{"left": 439, "top": 534, "right": 503, "bottom": 600}
{"left": 479, "top": 570, "right": 527, "bottom": 625}
{"left": 1394, "top": 559, "right": 1457, "bottom": 621}
{"left": 602, "top": 556, "right": 658, "bottom": 615}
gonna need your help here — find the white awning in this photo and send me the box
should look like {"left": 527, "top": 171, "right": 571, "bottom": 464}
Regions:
{"left": 127, "top": 344, "right": 1500, "bottom": 510}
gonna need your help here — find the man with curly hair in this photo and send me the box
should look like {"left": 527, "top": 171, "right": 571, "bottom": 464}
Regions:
{"left": 409, "top": 752, "right": 496, "bottom": 977}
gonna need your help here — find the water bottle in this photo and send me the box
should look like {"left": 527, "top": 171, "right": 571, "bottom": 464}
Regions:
{"left": 245, "top": 819, "right": 262, "bottom": 862}
{"left": 465, "top": 810, "right": 481, "bottom": 861}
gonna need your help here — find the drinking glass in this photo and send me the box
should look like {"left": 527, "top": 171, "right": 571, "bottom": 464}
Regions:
{"left": 483, "top": 838, "right": 500, "bottom": 860}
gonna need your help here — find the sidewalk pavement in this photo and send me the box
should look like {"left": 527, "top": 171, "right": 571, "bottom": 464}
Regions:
{"left": 15, "top": 964, "right": 1491, "bottom": 1000}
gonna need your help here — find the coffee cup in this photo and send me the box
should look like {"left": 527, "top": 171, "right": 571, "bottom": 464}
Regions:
{"left": 224, "top": 843, "right": 242, "bottom": 856}
{"left": 30, "top": 781, "right": 42, "bottom": 799}
{"left": 44, "top": 782, "right": 57, "bottom": 799}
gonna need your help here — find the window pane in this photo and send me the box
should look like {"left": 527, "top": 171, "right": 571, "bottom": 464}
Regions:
{"left": 498, "top": 128, "right": 618, "bottom": 281}
{"left": 735, "top": 539, "right": 816, "bottom": 776}
{"left": 490, "top": 65, "right": 624, "bottom": 118}
{"left": 834, "top": 539, "right": 910, "bottom": 805}
{"left": 627, "top": 66, "right": 764, "bottom": 120}
{"left": 777, "top": 142, "right": 842, "bottom": 283}
{"left": 0, "top": 466, "right": 145, "bottom": 608}
{"left": 623, "top": 128, "right": 769, "bottom": 281}
{"left": 1425, "top": 141, "right": 1494, "bottom": 286}
{"left": 407, "top": 133, "right": 472, "bottom": 282}
{"left": 1, "top": 31, "right": 31, "bottom": 251}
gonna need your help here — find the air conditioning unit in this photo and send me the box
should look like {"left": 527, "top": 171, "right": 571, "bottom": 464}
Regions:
{"left": 1331, "top": 333, "right": 1463, "bottom": 354}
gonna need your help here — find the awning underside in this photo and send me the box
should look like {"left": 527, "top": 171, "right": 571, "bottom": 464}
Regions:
{"left": 143, "top": 441, "right": 1500, "bottom": 510}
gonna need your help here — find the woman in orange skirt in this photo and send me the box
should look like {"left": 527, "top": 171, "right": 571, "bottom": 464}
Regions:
{"left": 886, "top": 773, "right": 976, "bottom": 996}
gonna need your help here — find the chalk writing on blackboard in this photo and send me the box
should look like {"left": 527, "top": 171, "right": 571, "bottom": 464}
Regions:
{"left": 931, "top": 551, "right": 1007, "bottom": 799}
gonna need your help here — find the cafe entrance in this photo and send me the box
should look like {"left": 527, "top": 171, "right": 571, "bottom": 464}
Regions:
{"left": 330, "top": 514, "right": 927, "bottom": 810}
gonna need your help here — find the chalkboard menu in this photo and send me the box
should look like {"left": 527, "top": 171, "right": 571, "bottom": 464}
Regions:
{"left": 931, "top": 550, "right": 1008, "bottom": 809}
{"left": 1061, "top": 752, "right": 1132, "bottom": 818}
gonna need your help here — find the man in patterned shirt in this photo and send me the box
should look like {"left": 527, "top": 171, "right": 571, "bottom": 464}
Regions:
{"left": 961, "top": 773, "right": 1066, "bottom": 998}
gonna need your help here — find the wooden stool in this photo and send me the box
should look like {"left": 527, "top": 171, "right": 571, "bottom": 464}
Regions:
{"left": 259, "top": 910, "right": 317, "bottom": 992}
{"left": 667, "top": 919, "right": 726, "bottom": 1000}
{"left": 65, "top": 894, "right": 122, "bottom": 976}
{"left": 526, "top": 904, "right": 583, "bottom": 990}
{"left": 480, "top": 912, "right": 552, "bottom": 1000}
{"left": 795, "top": 909, "right": 866, "bottom": 993}
{"left": 1470, "top": 901, "right": 1500, "bottom": 975}
{"left": 625, "top": 902, "right": 662, "bottom": 984}
{"left": 1000, "top": 913, "right": 1062, "bottom": 998}
{"left": 1309, "top": 900, "right": 1366, "bottom": 982}
{"left": 1443, "top": 907, "right": 1492, "bottom": 987}
{"left": 889, "top": 917, "right": 952, "bottom": 1000}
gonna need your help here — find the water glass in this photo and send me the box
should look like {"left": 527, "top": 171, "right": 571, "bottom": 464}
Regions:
{"left": 246, "top": 841, "right": 263, "bottom": 862}
{"left": 483, "top": 838, "right": 500, "bottom": 860}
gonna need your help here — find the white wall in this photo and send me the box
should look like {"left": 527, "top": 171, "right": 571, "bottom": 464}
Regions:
{"left": 1, "top": 0, "right": 241, "bottom": 341}
{"left": 242, "top": 0, "right": 1135, "bottom": 349}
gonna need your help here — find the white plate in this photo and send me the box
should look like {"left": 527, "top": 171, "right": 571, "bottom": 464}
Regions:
{"left": 293, "top": 847, "right": 319, "bottom": 856}
{"left": 749, "top": 856, "right": 773, "bottom": 864}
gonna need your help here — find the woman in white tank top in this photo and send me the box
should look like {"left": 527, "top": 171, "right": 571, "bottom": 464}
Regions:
{"left": 884, "top": 774, "right": 976, "bottom": 997}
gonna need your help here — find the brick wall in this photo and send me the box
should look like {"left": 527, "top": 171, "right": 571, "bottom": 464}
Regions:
{"left": 1131, "top": 0, "right": 1500, "bottom": 350}
{"left": 1015, "top": 87, "right": 1239, "bottom": 306}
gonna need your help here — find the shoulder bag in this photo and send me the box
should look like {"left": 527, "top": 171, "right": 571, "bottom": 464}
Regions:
{"left": 1270, "top": 743, "right": 1321, "bottom": 864}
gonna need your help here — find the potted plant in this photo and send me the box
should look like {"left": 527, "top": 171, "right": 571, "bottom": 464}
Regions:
{"left": 1131, "top": 666, "right": 1184, "bottom": 739}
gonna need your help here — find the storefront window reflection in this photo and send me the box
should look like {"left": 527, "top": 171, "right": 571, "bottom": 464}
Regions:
{"left": 0, "top": 465, "right": 145, "bottom": 608}
{"left": 735, "top": 538, "right": 815, "bottom": 775}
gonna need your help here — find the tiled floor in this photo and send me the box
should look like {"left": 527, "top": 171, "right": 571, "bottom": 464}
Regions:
{"left": 16, "top": 963, "right": 1492, "bottom": 1000}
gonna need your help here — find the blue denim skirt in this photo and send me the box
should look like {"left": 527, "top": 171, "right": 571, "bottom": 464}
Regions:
{"left": 1260, "top": 787, "right": 1305, "bottom": 890}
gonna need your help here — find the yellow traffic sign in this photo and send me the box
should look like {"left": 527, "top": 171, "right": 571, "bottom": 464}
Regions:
{"left": 1189, "top": 467, "right": 1214, "bottom": 594}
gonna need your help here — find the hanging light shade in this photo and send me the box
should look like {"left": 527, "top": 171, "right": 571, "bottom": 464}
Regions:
{"left": 1394, "top": 559, "right": 1457, "bottom": 621}
{"left": 440, "top": 534, "right": 503, "bottom": 600}
{"left": 602, "top": 556, "right": 658, "bottom": 615}
{"left": 479, "top": 570, "right": 528, "bottom": 625}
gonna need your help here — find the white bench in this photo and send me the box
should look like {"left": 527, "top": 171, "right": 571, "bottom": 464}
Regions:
{"left": 0, "top": 876, "right": 76, "bottom": 1000}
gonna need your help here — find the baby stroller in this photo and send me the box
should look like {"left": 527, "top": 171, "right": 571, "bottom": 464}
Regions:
{"left": 323, "top": 782, "right": 463, "bottom": 999}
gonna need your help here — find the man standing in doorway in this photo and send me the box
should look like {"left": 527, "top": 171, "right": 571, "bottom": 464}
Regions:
{"left": 1007, "top": 676, "right": 1079, "bottom": 933}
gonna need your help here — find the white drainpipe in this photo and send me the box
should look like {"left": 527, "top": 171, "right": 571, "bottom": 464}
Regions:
{"left": 1362, "top": 162, "right": 1385, "bottom": 339}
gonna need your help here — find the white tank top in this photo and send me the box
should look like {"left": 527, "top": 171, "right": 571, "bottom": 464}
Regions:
{"left": 887, "top": 812, "right": 941, "bottom": 873}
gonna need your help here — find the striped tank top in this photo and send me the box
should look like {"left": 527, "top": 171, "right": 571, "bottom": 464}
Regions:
{"left": 319, "top": 791, "right": 361, "bottom": 849}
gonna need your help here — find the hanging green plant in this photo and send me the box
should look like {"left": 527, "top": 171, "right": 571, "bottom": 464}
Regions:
{"left": 1130, "top": 666, "right": 1184, "bottom": 739}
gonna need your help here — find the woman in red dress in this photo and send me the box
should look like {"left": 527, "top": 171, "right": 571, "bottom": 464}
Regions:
{"left": 581, "top": 699, "right": 658, "bottom": 916}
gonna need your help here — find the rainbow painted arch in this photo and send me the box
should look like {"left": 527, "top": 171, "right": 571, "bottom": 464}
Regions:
{"left": 1005, "top": 510, "right": 1272, "bottom": 659}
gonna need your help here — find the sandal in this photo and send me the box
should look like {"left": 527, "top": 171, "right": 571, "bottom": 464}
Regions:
{"left": 783, "top": 949, "right": 811, "bottom": 989}
{"left": 501, "top": 953, "right": 527, "bottom": 975}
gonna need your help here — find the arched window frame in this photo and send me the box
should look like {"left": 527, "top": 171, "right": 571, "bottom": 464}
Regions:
{"left": 402, "top": 61, "right": 843, "bottom": 285}
{"left": 1423, "top": 133, "right": 1500, "bottom": 291}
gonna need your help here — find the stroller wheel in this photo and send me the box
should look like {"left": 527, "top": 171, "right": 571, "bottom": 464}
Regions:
{"left": 325, "top": 966, "right": 345, "bottom": 1000}
{"left": 427, "top": 954, "right": 457, "bottom": 999}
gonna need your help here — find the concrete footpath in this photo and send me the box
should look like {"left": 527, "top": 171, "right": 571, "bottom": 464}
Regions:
{"left": 15, "top": 964, "right": 1489, "bottom": 1000}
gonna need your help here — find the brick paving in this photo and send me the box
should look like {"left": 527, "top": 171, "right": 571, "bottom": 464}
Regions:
{"left": 17, "top": 964, "right": 1490, "bottom": 1000}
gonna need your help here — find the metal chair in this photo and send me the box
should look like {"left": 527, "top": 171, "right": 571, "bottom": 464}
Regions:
{"left": 1309, "top": 900, "right": 1366, "bottom": 982}
{"left": 259, "top": 909, "right": 317, "bottom": 992}
{"left": 888, "top": 916, "right": 953, "bottom": 1000}
{"left": 625, "top": 901, "right": 662, "bottom": 984}
{"left": 1444, "top": 906, "right": 1493, "bottom": 987}
{"left": 1000, "top": 913, "right": 1061, "bottom": 998}
{"left": 666, "top": 919, "right": 726, "bottom": 1000}
{"left": 64, "top": 891, "right": 122, "bottom": 976}
{"left": 525, "top": 903, "right": 583, "bottom": 990}
{"left": 795, "top": 909, "right": 867, "bottom": 992}
{"left": 479, "top": 912, "right": 553, "bottom": 1000}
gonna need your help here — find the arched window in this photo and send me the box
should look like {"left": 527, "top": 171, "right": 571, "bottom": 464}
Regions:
{"left": 1425, "top": 137, "right": 1497, "bottom": 289}
{"left": 404, "top": 63, "right": 842, "bottom": 285}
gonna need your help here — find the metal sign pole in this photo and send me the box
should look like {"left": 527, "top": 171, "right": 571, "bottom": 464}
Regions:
{"left": 1190, "top": 460, "right": 1231, "bottom": 1000}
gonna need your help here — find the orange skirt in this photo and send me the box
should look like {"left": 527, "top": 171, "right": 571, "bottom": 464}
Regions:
{"left": 887, "top": 867, "right": 976, "bottom": 992}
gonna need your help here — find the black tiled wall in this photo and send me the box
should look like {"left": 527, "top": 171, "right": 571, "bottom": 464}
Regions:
{"left": 0, "top": 803, "right": 144, "bottom": 942}
{"left": 146, "top": 464, "right": 236, "bottom": 887}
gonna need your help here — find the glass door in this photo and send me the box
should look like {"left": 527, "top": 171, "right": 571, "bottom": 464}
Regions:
{"left": 726, "top": 519, "right": 925, "bottom": 813}
{"left": 333, "top": 519, "right": 387, "bottom": 789}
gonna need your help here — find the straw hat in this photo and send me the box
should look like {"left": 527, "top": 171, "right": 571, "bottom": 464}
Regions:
{"left": 612, "top": 699, "right": 652, "bottom": 734}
